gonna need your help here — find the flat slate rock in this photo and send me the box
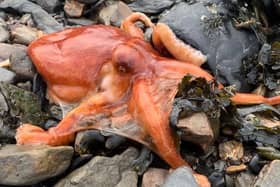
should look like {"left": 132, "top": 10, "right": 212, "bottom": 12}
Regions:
{"left": 0, "top": 144, "right": 73, "bottom": 186}
{"left": 55, "top": 147, "right": 139, "bottom": 187}
{"left": 159, "top": 1, "right": 260, "bottom": 91}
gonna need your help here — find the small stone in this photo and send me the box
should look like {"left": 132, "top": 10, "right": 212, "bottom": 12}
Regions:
{"left": 9, "top": 48, "right": 35, "bottom": 80}
{"left": 177, "top": 112, "right": 214, "bottom": 151}
{"left": 235, "top": 171, "right": 255, "bottom": 187}
{"left": 0, "top": 26, "right": 9, "bottom": 42}
{"left": 0, "top": 145, "right": 73, "bottom": 186}
{"left": 219, "top": 140, "right": 244, "bottom": 161}
{"left": 162, "top": 166, "right": 199, "bottom": 187}
{"left": 32, "top": 0, "right": 61, "bottom": 13}
{"left": 11, "top": 25, "right": 41, "bottom": 45}
{"left": 54, "top": 147, "right": 139, "bottom": 187}
{"left": 142, "top": 168, "right": 169, "bottom": 187}
{"left": 253, "top": 160, "right": 280, "bottom": 187}
{"left": 99, "top": 1, "right": 132, "bottom": 26}
{"left": 64, "top": 0, "right": 85, "bottom": 18}
{"left": 0, "top": 43, "right": 26, "bottom": 61}
{"left": 226, "top": 164, "right": 247, "bottom": 174}
{"left": 0, "top": 68, "right": 16, "bottom": 83}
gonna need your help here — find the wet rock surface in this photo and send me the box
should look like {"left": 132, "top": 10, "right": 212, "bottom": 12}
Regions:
{"left": 159, "top": 1, "right": 260, "bottom": 91}
{"left": 0, "top": 144, "right": 73, "bottom": 186}
{"left": 54, "top": 147, "right": 139, "bottom": 187}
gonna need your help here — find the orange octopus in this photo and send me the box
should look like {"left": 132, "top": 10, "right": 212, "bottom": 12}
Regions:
{"left": 16, "top": 13, "right": 280, "bottom": 187}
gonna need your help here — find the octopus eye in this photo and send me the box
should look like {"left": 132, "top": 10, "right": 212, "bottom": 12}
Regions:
{"left": 117, "top": 61, "right": 132, "bottom": 73}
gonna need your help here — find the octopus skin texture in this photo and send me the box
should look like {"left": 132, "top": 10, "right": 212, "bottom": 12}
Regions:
{"left": 15, "top": 13, "right": 280, "bottom": 187}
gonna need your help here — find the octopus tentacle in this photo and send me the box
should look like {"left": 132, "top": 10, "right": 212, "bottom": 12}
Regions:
{"left": 121, "top": 12, "right": 155, "bottom": 39}
{"left": 152, "top": 23, "right": 207, "bottom": 66}
{"left": 132, "top": 78, "right": 187, "bottom": 168}
{"left": 230, "top": 93, "right": 280, "bottom": 105}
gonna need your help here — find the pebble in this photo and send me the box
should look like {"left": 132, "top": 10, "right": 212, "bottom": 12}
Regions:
{"left": 54, "top": 147, "right": 139, "bottom": 187}
{"left": 142, "top": 168, "right": 169, "bottom": 187}
{"left": 177, "top": 112, "right": 214, "bottom": 151}
{"left": 128, "top": 0, "right": 175, "bottom": 14}
{"left": 32, "top": 0, "right": 61, "bottom": 13}
{"left": 11, "top": 24, "right": 41, "bottom": 45}
{"left": 0, "top": 0, "right": 63, "bottom": 33}
{"left": 226, "top": 164, "right": 247, "bottom": 174}
{"left": 64, "top": 0, "right": 85, "bottom": 18}
{"left": 0, "top": 68, "right": 16, "bottom": 83}
{"left": 0, "top": 26, "right": 9, "bottom": 42}
{"left": 162, "top": 166, "right": 199, "bottom": 187}
{"left": 219, "top": 140, "right": 244, "bottom": 161}
{"left": 9, "top": 47, "right": 35, "bottom": 80}
{"left": 253, "top": 160, "right": 280, "bottom": 187}
{"left": 0, "top": 145, "right": 73, "bottom": 186}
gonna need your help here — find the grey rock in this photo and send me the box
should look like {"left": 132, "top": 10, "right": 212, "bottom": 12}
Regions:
{"left": 55, "top": 147, "right": 139, "bottom": 187}
{"left": 253, "top": 160, "right": 280, "bottom": 187}
{"left": 0, "top": 145, "right": 73, "bottom": 186}
{"left": 142, "top": 168, "right": 169, "bottom": 187}
{"left": 159, "top": 1, "right": 260, "bottom": 91}
{"left": 0, "top": 68, "right": 16, "bottom": 83}
{"left": 0, "top": 26, "right": 9, "bottom": 42}
{"left": 177, "top": 112, "right": 214, "bottom": 151}
{"left": 0, "top": 0, "right": 63, "bottom": 33}
{"left": 235, "top": 171, "right": 255, "bottom": 187}
{"left": 32, "top": 0, "right": 61, "bottom": 13}
{"left": 67, "top": 18, "right": 96, "bottom": 26}
{"left": 128, "top": 0, "right": 175, "bottom": 14}
{"left": 162, "top": 166, "right": 199, "bottom": 187}
{"left": 10, "top": 48, "right": 35, "bottom": 80}
{"left": 11, "top": 24, "right": 40, "bottom": 45}
{"left": 0, "top": 43, "right": 26, "bottom": 61}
